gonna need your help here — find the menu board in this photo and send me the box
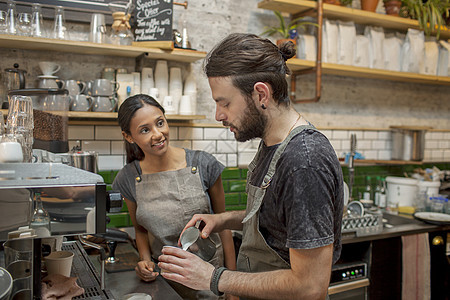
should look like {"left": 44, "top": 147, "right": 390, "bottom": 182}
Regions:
{"left": 134, "top": 0, "right": 173, "bottom": 44}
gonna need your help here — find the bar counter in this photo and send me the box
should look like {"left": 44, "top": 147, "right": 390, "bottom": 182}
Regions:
{"left": 342, "top": 212, "right": 450, "bottom": 244}
{"left": 86, "top": 241, "right": 182, "bottom": 300}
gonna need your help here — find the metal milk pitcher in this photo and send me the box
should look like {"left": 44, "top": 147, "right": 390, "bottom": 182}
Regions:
{"left": 180, "top": 227, "right": 216, "bottom": 261}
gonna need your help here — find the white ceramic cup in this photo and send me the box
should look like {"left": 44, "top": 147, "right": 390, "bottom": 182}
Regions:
{"left": 0, "top": 142, "right": 23, "bottom": 162}
{"left": 45, "top": 251, "right": 74, "bottom": 277}
{"left": 38, "top": 61, "right": 60, "bottom": 75}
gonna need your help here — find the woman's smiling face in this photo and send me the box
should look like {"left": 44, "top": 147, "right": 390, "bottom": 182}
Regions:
{"left": 124, "top": 103, "right": 169, "bottom": 157}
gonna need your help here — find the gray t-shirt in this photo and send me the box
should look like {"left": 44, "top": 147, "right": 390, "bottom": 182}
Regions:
{"left": 112, "top": 149, "right": 225, "bottom": 211}
{"left": 250, "top": 128, "right": 344, "bottom": 264}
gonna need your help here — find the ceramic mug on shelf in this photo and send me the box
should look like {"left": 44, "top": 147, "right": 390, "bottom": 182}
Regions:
{"left": 70, "top": 94, "right": 93, "bottom": 111}
{"left": 92, "top": 96, "right": 116, "bottom": 112}
{"left": 91, "top": 79, "right": 117, "bottom": 96}
{"left": 38, "top": 76, "right": 65, "bottom": 89}
{"left": 66, "top": 80, "right": 86, "bottom": 96}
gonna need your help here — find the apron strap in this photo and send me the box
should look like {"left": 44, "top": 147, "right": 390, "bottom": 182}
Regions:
{"left": 191, "top": 150, "right": 200, "bottom": 174}
{"left": 261, "top": 124, "right": 315, "bottom": 188}
{"left": 134, "top": 160, "right": 142, "bottom": 182}
{"left": 248, "top": 140, "right": 265, "bottom": 173}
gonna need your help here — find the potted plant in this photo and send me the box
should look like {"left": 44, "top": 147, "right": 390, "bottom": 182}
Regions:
{"left": 323, "top": 0, "right": 342, "bottom": 5}
{"left": 261, "top": 11, "right": 317, "bottom": 46}
{"left": 361, "top": 0, "right": 380, "bottom": 12}
{"left": 401, "top": 0, "right": 450, "bottom": 38}
{"left": 383, "top": 0, "right": 402, "bottom": 16}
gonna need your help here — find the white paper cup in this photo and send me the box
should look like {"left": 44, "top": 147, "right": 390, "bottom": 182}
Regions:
{"left": 45, "top": 251, "right": 74, "bottom": 277}
{"left": 179, "top": 95, "right": 192, "bottom": 115}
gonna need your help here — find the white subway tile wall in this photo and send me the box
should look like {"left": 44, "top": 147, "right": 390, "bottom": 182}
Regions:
{"left": 95, "top": 126, "right": 123, "bottom": 140}
{"left": 68, "top": 125, "right": 450, "bottom": 170}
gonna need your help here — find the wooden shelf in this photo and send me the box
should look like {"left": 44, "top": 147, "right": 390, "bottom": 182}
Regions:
{"left": 68, "top": 111, "right": 206, "bottom": 121}
{"left": 0, "top": 34, "right": 206, "bottom": 63}
{"left": 258, "top": 0, "right": 450, "bottom": 39}
{"left": 287, "top": 58, "right": 450, "bottom": 85}
{"left": 0, "top": 109, "right": 206, "bottom": 122}
{"left": 340, "top": 159, "right": 426, "bottom": 165}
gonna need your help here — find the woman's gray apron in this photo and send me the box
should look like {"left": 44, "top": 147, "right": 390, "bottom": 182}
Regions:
{"left": 237, "top": 125, "right": 314, "bottom": 273}
{"left": 135, "top": 151, "right": 223, "bottom": 299}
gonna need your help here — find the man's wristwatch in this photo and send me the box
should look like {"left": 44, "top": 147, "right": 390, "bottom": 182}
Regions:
{"left": 210, "top": 267, "right": 227, "bottom": 296}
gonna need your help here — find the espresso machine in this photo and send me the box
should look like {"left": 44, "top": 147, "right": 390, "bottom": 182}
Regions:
{"left": 0, "top": 162, "right": 122, "bottom": 299}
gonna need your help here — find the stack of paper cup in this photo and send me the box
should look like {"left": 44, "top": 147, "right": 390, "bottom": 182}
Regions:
{"left": 169, "top": 67, "right": 182, "bottom": 114}
{"left": 162, "top": 95, "right": 176, "bottom": 114}
{"left": 179, "top": 95, "right": 192, "bottom": 115}
{"left": 116, "top": 73, "right": 134, "bottom": 107}
{"left": 154, "top": 60, "right": 169, "bottom": 103}
{"left": 132, "top": 72, "right": 141, "bottom": 95}
{"left": 141, "top": 67, "right": 154, "bottom": 95}
{"left": 149, "top": 88, "right": 159, "bottom": 102}
{"left": 183, "top": 71, "right": 197, "bottom": 114}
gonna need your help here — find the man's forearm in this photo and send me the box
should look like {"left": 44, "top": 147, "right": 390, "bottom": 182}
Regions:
{"left": 218, "top": 269, "right": 327, "bottom": 300}
{"left": 220, "top": 210, "right": 246, "bottom": 231}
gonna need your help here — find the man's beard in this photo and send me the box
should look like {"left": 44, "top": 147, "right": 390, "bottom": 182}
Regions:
{"left": 230, "top": 99, "right": 267, "bottom": 142}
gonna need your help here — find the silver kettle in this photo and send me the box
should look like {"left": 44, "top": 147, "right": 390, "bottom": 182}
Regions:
{"left": 69, "top": 148, "right": 98, "bottom": 173}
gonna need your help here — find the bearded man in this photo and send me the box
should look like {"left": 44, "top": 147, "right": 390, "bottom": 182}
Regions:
{"left": 158, "top": 33, "right": 344, "bottom": 300}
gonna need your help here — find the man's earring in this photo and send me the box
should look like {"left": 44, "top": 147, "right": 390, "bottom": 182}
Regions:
{"left": 261, "top": 104, "right": 266, "bottom": 109}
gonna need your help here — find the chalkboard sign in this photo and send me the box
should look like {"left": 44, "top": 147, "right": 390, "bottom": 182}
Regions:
{"left": 134, "top": 0, "right": 173, "bottom": 47}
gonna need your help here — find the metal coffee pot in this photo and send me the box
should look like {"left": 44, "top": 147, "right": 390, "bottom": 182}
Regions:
{"left": 2, "top": 63, "right": 27, "bottom": 108}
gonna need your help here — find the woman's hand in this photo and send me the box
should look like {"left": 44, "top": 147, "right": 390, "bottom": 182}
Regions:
{"left": 135, "top": 260, "right": 159, "bottom": 282}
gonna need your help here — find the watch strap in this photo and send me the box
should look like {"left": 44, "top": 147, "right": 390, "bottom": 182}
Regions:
{"left": 210, "top": 266, "right": 227, "bottom": 296}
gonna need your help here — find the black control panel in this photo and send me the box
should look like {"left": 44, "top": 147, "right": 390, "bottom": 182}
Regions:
{"left": 330, "top": 262, "right": 367, "bottom": 285}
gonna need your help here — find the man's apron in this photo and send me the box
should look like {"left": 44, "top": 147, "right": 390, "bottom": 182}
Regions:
{"left": 135, "top": 151, "right": 223, "bottom": 299}
{"left": 237, "top": 125, "right": 314, "bottom": 273}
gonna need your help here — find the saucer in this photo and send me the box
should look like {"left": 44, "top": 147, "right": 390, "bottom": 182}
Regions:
{"left": 38, "top": 75, "right": 59, "bottom": 79}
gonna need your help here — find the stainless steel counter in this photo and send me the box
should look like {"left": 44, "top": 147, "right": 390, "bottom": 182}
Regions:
{"left": 342, "top": 212, "right": 450, "bottom": 244}
{"left": 87, "top": 242, "right": 182, "bottom": 300}
{"left": 100, "top": 268, "right": 182, "bottom": 300}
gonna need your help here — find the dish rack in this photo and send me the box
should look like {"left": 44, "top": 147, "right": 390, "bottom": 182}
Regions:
{"left": 342, "top": 210, "right": 383, "bottom": 237}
